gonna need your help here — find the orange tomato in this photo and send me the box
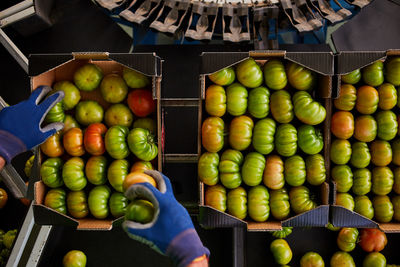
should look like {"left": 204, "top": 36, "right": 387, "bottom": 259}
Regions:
{"left": 356, "top": 86, "right": 379, "bottom": 114}
{"left": 83, "top": 123, "right": 107, "bottom": 156}
{"left": 331, "top": 111, "right": 354, "bottom": 139}
{"left": 40, "top": 131, "right": 64, "bottom": 157}
{"left": 334, "top": 84, "right": 357, "bottom": 111}
{"left": 0, "top": 188, "right": 8, "bottom": 208}
{"left": 371, "top": 140, "right": 392, "bottom": 167}
{"left": 123, "top": 172, "right": 157, "bottom": 192}
{"left": 202, "top": 117, "right": 225, "bottom": 153}
{"left": 63, "top": 128, "right": 85, "bottom": 156}
{"left": 354, "top": 115, "right": 377, "bottom": 142}
{"left": 130, "top": 161, "right": 153, "bottom": 172}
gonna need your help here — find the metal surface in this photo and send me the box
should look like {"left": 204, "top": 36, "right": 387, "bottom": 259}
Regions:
{"left": 0, "top": 0, "right": 33, "bottom": 20}
{"left": 164, "top": 153, "right": 198, "bottom": 163}
{"left": 0, "top": 28, "right": 29, "bottom": 73}
{"left": 161, "top": 98, "right": 199, "bottom": 107}
{"left": 0, "top": 6, "right": 35, "bottom": 28}
{"left": 233, "top": 227, "right": 246, "bottom": 267}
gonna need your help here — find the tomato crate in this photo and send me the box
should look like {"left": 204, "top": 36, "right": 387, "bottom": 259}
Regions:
{"left": 330, "top": 50, "right": 400, "bottom": 233}
{"left": 197, "top": 51, "right": 334, "bottom": 231}
{"left": 30, "top": 52, "right": 162, "bottom": 230}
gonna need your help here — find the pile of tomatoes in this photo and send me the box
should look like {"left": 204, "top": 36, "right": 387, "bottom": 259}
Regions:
{"left": 199, "top": 57, "right": 327, "bottom": 222}
{"left": 332, "top": 57, "right": 400, "bottom": 223}
{"left": 39, "top": 62, "right": 158, "bottom": 221}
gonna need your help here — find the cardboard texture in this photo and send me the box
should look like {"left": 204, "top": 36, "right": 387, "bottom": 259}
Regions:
{"left": 30, "top": 52, "right": 162, "bottom": 230}
{"left": 331, "top": 49, "right": 400, "bottom": 233}
{"left": 198, "top": 51, "right": 334, "bottom": 231}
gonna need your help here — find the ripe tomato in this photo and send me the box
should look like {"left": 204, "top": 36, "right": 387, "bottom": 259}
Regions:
{"left": 331, "top": 111, "right": 354, "bottom": 139}
{"left": 63, "top": 128, "right": 85, "bottom": 157}
{"left": 334, "top": 84, "right": 357, "bottom": 111}
{"left": 127, "top": 89, "right": 155, "bottom": 117}
{"left": 356, "top": 85, "right": 379, "bottom": 114}
{"left": 84, "top": 123, "right": 107, "bottom": 156}
{"left": 359, "top": 229, "right": 387, "bottom": 252}
{"left": 40, "top": 131, "right": 64, "bottom": 157}
{"left": 0, "top": 188, "right": 8, "bottom": 209}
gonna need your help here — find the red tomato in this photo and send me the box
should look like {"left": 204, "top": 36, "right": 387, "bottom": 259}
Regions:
{"left": 84, "top": 123, "right": 107, "bottom": 156}
{"left": 331, "top": 111, "right": 354, "bottom": 139}
{"left": 127, "top": 89, "right": 156, "bottom": 117}
{"left": 359, "top": 228, "right": 387, "bottom": 252}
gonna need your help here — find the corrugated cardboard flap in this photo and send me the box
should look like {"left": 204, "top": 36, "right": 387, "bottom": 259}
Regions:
{"left": 331, "top": 205, "right": 378, "bottom": 228}
{"left": 336, "top": 51, "right": 387, "bottom": 75}
{"left": 33, "top": 204, "right": 79, "bottom": 227}
{"left": 282, "top": 205, "right": 329, "bottom": 227}
{"left": 285, "top": 52, "right": 334, "bottom": 76}
{"left": 109, "top": 53, "right": 162, "bottom": 76}
{"left": 198, "top": 205, "right": 247, "bottom": 229}
{"left": 29, "top": 54, "right": 74, "bottom": 76}
{"left": 200, "top": 52, "right": 249, "bottom": 75}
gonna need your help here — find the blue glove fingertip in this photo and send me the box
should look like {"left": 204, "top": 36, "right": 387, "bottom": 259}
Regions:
{"left": 30, "top": 86, "right": 52, "bottom": 104}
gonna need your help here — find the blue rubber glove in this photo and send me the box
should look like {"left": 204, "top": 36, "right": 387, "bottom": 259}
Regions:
{"left": 0, "top": 86, "right": 64, "bottom": 163}
{"left": 123, "top": 170, "right": 210, "bottom": 267}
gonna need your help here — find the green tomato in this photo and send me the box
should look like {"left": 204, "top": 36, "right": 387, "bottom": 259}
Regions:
{"left": 354, "top": 195, "right": 374, "bottom": 220}
{"left": 336, "top": 193, "right": 354, "bottom": 211}
{"left": 392, "top": 139, "right": 400, "bottom": 166}
{"left": 330, "top": 251, "right": 356, "bottom": 267}
{"left": 326, "top": 223, "right": 340, "bottom": 231}
{"left": 63, "top": 115, "right": 80, "bottom": 134}
{"left": 3, "top": 229, "right": 17, "bottom": 249}
{"left": 229, "top": 115, "right": 253, "bottom": 151}
{"left": 394, "top": 168, "right": 400, "bottom": 194}
{"left": 133, "top": 118, "right": 156, "bottom": 134}
{"left": 252, "top": 118, "right": 275, "bottom": 155}
{"left": 248, "top": 185, "right": 269, "bottom": 222}
{"left": 107, "top": 159, "right": 129, "bottom": 192}
{"left": 104, "top": 104, "right": 133, "bottom": 127}
{"left": 62, "top": 157, "right": 87, "bottom": 191}
{"left": 105, "top": 126, "right": 130, "bottom": 159}
{"left": 337, "top": 228, "right": 359, "bottom": 252}
{"left": 332, "top": 165, "right": 353, "bottom": 193}
{"left": 373, "top": 195, "right": 393, "bottom": 223}
{"left": 352, "top": 168, "right": 372, "bottom": 196}
{"left": 45, "top": 101, "right": 65, "bottom": 123}
{"left": 362, "top": 61, "right": 384, "bottom": 87}
{"left": 109, "top": 192, "right": 129, "bottom": 218}
{"left": 270, "top": 188, "right": 290, "bottom": 220}
{"left": 334, "top": 84, "right": 357, "bottom": 111}
{"left": 75, "top": 100, "right": 104, "bottom": 126}
{"left": 242, "top": 152, "right": 265, "bottom": 186}
{"left": 300, "top": 252, "right": 325, "bottom": 267}
{"left": 219, "top": 149, "right": 243, "bottom": 189}
{"left": 272, "top": 227, "right": 293, "bottom": 238}
{"left": 44, "top": 188, "right": 67, "bottom": 214}
{"left": 289, "top": 186, "right": 316, "bottom": 214}
{"left": 275, "top": 124, "right": 297, "bottom": 157}
{"left": 67, "top": 190, "right": 88, "bottom": 219}
{"left": 88, "top": 185, "right": 111, "bottom": 219}
{"left": 270, "top": 90, "right": 294, "bottom": 123}
{"left": 40, "top": 157, "right": 64, "bottom": 188}
{"left": 198, "top": 152, "right": 219, "bottom": 186}
{"left": 236, "top": 58, "right": 263, "bottom": 88}
{"left": 286, "top": 62, "right": 316, "bottom": 91}
{"left": 263, "top": 59, "right": 287, "bottom": 90}
{"left": 53, "top": 81, "right": 81, "bottom": 110}
{"left": 297, "top": 125, "right": 323, "bottom": 155}
{"left": 122, "top": 67, "right": 150, "bottom": 89}
{"left": 85, "top": 156, "right": 107, "bottom": 185}
{"left": 202, "top": 117, "right": 225, "bottom": 153}
{"left": 226, "top": 83, "right": 248, "bottom": 116}
{"left": 127, "top": 128, "right": 158, "bottom": 161}
{"left": 63, "top": 250, "right": 87, "bottom": 267}
{"left": 284, "top": 155, "right": 306, "bottom": 187}
{"left": 205, "top": 84, "right": 226, "bottom": 117}
{"left": 293, "top": 91, "right": 326, "bottom": 125}
{"left": 227, "top": 187, "right": 247, "bottom": 220}
{"left": 100, "top": 74, "right": 128, "bottom": 103}
{"left": 248, "top": 87, "right": 270, "bottom": 118}
{"left": 306, "top": 154, "right": 326, "bottom": 186}
{"left": 209, "top": 67, "right": 235, "bottom": 86}
{"left": 341, "top": 69, "right": 361, "bottom": 84}
{"left": 392, "top": 195, "right": 400, "bottom": 221}
{"left": 270, "top": 239, "right": 292, "bottom": 265}
{"left": 386, "top": 57, "right": 400, "bottom": 86}
{"left": 372, "top": 167, "right": 394, "bottom": 195}
{"left": 125, "top": 199, "right": 154, "bottom": 223}
{"left": 74, "top": 63, "right": 103, "bottom": 91}
{"left": 24, "top": 155, "right": 35, "bottom": 177}
{"left": 331, "top": 139, "right": 352, "bottom": 165}
{"left": 350, "top": 142, "right": 371, "bottom": 168}
{"left": 363, "top": 252, "right": 386, "bottom": 267}
{"left": 376, "top": 110, "right": 398, "bottom": 141}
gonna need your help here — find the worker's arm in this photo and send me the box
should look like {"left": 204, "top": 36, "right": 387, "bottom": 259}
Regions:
{"left": 0, "top": 86, "right": 64, "bottom": 164}
{"left": 0, "top": 156, "right": 4, "bottom": 171}
{"left": 123, "top": 170, "right": 210, "bottom": 267}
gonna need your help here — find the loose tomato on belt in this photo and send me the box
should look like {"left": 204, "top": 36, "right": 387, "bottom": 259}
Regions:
{"left": 284, "top": 155, "right": 306, "bottom": 187}
{"left": 275, "top": 124, "right": 297, "bottom": 157}
{"left": 334, "top": 84, "right": 357, "bottom": 111}
{"left": 331, "top": 111, "right": 354, "bottom": 139}
{"left": 198, "top": 152, "right": 219, "bottom": 186}
{"left": 205, "top": 85, "right": 226, "bottom": 117}
{"left": 236, "top": 58, "right": 263, "bottom": 88}
{"left": 306, "top": 154, "right": 326, "bottom": 186}
{"left": 40, "top": 131, "right": 64, "bottom": 157}
{"left": 355, "top": 195, "right": 374, "bottom": 220}
{"left": 356, "top": 85, "right": 379, "bottom": 114}
{"left": 270, "top": 90, "right": 294, "bottom": 123}
{"left": 337, "top": 227, "right": 359, "bottom": 252}
{"left": 286, "top": 62, "right": 316, "bottom": 91}
{"left": 209, "top": 67, "right": 235, "bottom": 86}
{"left": 248, "top": 87, "right": 270, "bottom": 119}
{"left": 205, "top": 184, "right": 227, "bottom": 212}
{"left": 202, "top": 117, "right": 225, "bottom": 153}
{"left": 229, "top": 115, "right": 253, "bottom": 151}
{"left": 341, "top": 69, "right": 361, "bottom": 84}
{"left": 84, "top": 123, "right": 107, "bottom": 156}
{"left": 352, "top": 168, "right": 372, "bottom": 196}
{"left": 330, "top": 251, "right": 356, "bottom": 267}
{"left": 62, "top": 157, "right": 87, "bottom": 191}
{"left": 332, "top": 165, "right": 353, "bottom": 193}
{"left": 350, "top": 142, "right": 371, "bottom": 168}
{"left": 226, "top": 83, "right": 248, "bottom": 116}
{"left": 300, "top": 252, "right": 325, "bottom": 267}
{"left": 270, "top": 239, "right": 292, "bottom": 265}
{"left": 248, "top": 185, "right": 270, "bottom": 222}
{"left": 371, "top": 140, "right": 392, "bottom": 167}
{"left": 293, "top": 91, "right": 326, "bottom": 125}
{"left": 40, "top": 157, "right": 64, "bottom": 188}
{"left": 263, "top": 59, "right": 287, "bottom": 90}
{"left": 359, "top": 228, "right": 387, "bottom": 252}
{"left": 270, "top": 188, "right": 290, "bottom": 220}
{"left": 289, "top": 186, "right": 316, "bottom": 214}
{"left": 44, "top": 188, "right": 67, "bottom": 214}
{"left": 252, "top": 118, "right": 275, "bottom": 155}
{"left": 378, "top": 83, "right": 397, "bottom": 110}
{"left": 373, "top": 195, "right": 393, "bottom": 223}
{"left": 363, "top": 252, "right": 386, "bottom": 267}
{"left": 297, "top": 125, "right": 323, "bottom": 155}
{"left": 227, "top": 187, "right": 247, "bottom": 220}
{"left": 354, "top": 115, "right": 377, "bottom": 142}
{"left": 127, "top": 128, "right": 158, "bottom": 161}
{"left": 63, "top": 250, "right": 87, "bottom": 267}
{"left": 242, "top": 152, "right": 265, "bottom": 186}
{"left": 330, "top": 139, "right": 352, "bottom": 165}
{"left": 219, "top": 149, "right": 243, "bottom": 189}
{"left": 362, "top": 61, "right": 384, "bottom": 87}
{"left": 105, "top": 125, "right": 130, "bottom": 159}
{"left": 376, "top": 110, "right": 398, "bottom": 141}
{"left": 88, "top": 185, "right": 111, "bottom": 219}
{"left": 263, "top": 155, "right": 284, "bottom": 190}
{"left": 85, "top": 156, "right": 107, "bottom": 185}
{"left": 67, "top": 190, "right": 88, "bottom": 219}
{"left": 108, "top": 159, "right": 129, "bottom": 192}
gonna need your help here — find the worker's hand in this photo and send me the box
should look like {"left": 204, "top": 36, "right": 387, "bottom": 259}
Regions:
{"left": 0, "top": 86, "right": 64, "bottom": 163}
{"left": 123, "top": 170, "right": 209, "bottom": 267}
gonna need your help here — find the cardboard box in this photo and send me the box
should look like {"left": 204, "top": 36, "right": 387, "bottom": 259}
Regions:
{"left": 198, "top": 51, "right": 334, "bottom": 231}
{"left": 30, "top": 52, "right": 162, "bottom": 230}
{"left": 331, "top": 50, "right": 400, "bottom": 233}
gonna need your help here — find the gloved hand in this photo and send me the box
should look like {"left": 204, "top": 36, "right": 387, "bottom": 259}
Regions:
{"left": 123, "top": 170, "right": 210, "bottom": 267}
{"left": 0, "top": 86, "right": 64, "bottom": 163}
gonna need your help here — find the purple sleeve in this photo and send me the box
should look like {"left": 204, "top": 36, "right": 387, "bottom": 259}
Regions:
{"left": 0, "top": 130, "right": 26, "bottom": 163}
